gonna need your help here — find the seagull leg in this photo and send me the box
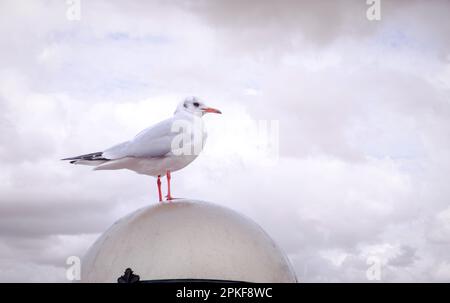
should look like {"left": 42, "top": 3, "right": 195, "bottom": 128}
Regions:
{"left": 166, "top": 171, "right": 173, "bottom": 201}
{"left": 157, "top": 175, "right": 162, "bottom": 202}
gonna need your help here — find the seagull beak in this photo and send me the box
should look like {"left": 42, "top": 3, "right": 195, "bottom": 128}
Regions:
{"left": 202, "top": 107, "right": 222, "bottom": 114}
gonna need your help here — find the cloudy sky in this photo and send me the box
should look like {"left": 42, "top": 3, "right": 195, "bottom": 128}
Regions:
{"left": 1, "top": 0, "right": 450, "bottom": 282}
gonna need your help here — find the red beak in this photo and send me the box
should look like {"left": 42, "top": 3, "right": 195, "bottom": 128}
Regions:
{"left": 202, "top": 107, "right": 222, "bottom": 114}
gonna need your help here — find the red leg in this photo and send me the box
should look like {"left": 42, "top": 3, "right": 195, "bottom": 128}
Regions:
{"left": 157, "top": 175, "right": 162, "bottom": 202}
{"left": 166, "top": 171, "right": 173, "bottom": 201}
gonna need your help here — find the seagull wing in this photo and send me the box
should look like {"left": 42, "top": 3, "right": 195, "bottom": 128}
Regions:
{"left": 103, "top": 117, "right": 176, "bottom": 159}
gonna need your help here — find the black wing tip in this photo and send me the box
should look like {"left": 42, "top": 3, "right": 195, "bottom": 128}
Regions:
{"left": 61, "top": 156, "right": 82, "bottom": 161}
{"left": 61, "top": 152, "right": 102, "bottom": 161}
{"left": 61, "top": 152, "right": 109, "bottom": 163}
{"left": 60, "top": 157, "right": 78, "bottom": 164}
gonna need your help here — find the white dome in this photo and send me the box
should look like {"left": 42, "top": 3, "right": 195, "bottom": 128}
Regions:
{"left": 81, "top": 200, "right": 297, "bottom": 283}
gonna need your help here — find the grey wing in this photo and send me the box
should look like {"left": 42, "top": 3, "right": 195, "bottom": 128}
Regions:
{"left": 103, "top": 118, "right": 176, "bottom": 159}
{"left": 102, "top": 141, "right": 131, "bottom": 160}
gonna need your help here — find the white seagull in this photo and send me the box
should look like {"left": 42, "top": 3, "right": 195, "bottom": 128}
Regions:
{"left": 62, "top": 96, "right": 222, "bottom": 202}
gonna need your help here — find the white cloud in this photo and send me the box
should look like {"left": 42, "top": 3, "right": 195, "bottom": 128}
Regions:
{"left": 1, "top": 0, "right": 450, "bottom": 282}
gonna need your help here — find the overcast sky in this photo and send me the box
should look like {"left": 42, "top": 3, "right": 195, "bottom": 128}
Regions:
{"left": 1, "top": 0, "right": 450, "bottom": 282}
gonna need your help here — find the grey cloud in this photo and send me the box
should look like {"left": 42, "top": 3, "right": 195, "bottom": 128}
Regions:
{"left": 388, "top": 245, "right": 418, "bottom": 267}
{"left": 181, "top": 0, "right": 450, "bottom": 55}
{"left": 1, "top": 0, "right": 450, "bottom": 282}
{"left": 0, "top": 198, "right": 113, "bottom": 237}
{"left": 185, "top": 0, "right": 372, "bottom": 47}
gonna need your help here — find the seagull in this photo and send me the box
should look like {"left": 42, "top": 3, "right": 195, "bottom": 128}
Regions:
{"left": 62, "top": 96, "right": 222, "bottom": 202}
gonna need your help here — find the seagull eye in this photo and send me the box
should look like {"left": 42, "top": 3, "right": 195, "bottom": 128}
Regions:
{"left": 193, "top": 102, "right": 200, "bottom": 107}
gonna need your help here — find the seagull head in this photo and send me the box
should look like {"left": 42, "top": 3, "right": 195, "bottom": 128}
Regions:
{"left": 176, "top": 96, "right": 222, "bottom": 117}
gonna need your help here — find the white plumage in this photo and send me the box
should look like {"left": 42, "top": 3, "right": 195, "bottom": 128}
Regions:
{"left": 62, "top": 96, "right": 221, "bottom": 201}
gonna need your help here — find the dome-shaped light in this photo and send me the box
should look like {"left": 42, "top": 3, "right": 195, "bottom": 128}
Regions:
{"left": 81, "top": 200, "right": 297, "bottom": 283}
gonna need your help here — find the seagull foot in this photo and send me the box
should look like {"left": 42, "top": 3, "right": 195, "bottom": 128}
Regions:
{"left": 165, "top": 195, "right": 176, "bottom": 202}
